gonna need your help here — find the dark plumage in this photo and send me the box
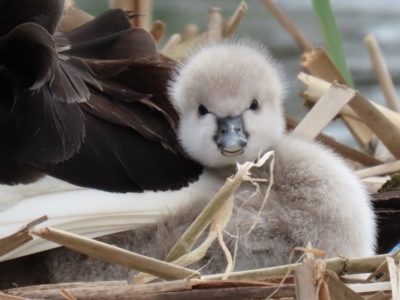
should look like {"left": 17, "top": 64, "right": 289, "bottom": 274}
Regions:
{"left": 0, "top": 0, "right": 202, "bottom": 191}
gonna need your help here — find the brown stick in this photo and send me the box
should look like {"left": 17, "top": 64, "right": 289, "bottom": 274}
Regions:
{"left": 364, "top": 34, "right": 399, "bottom": 112}
{"left": 30, "top": 227, "right": 199, "bottom": 281}
{"left": 301, "top": 48, "right": 374, "bottom": 148}
{"left": 150, "top": 20, "right": 166, "bottom": 43}
{"left": 259, "top": 0, "right": 312, "bottom": 52}
{"left": 286, "top": 116, "right": 382, "bottom": 167}
{"left": 349, "top": 91, "right": 400, "bottom": 159}
{"left": 223, "top": 1, "right": 248, "bottom": 37}
{"left": 5, "top": 283, "right": 296, "bottom": 300}
{"left": 291, "top": 82, "right": 356, "bottom": 140}
{"left": 207, "top": 8, "right": 223, "bottom": 44}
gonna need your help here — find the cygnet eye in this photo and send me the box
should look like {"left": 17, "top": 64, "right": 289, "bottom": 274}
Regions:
{"left": 249, "top": 99, "right": 259, "bottom": 111}
{"left": 198, "top": 104, "right": 209, "bottom": 116}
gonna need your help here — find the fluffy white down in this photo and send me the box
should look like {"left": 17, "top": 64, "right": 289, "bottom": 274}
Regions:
{"left": 168, "top": 40, "right": 286, "bottom": 168}
{"left": 40, "top": 134, "right": 376, "bottom": 283}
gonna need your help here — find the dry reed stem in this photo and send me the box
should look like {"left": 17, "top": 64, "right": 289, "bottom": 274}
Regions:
{"left": 60, "top": 289, "right": 76, "bottom": 300}
{"left": 349, "top": 282, "right": 391, "bottom": 294}
{"left": 387, "top": 257, "right": 400, "bottom": 300}
{"left": 299, "top": 72, "right": 400, "bottom": 129}
{"left": 216, "top": 224, "right": 233, "bottom": 279}
{"left": 325, "top": 271, "right": 363, "bottom": 300}
{"left": 299, "top": 72, "right": 400, "bottom": 156}
{"left": 301, "top": 48, "right": 374, "bottom": 148}
{"left": 294, "top": 259, "right": 318, "bottom": 300}
{"left": 64, "top": 0, "right": 74, "bottom": 8}
{"left": 109, "top": 0, "right": 152, "bottom": 30}
{"left": 202, "top": 253, "right": 394, "bottom": 281}
{"left": 59, "top": 6, "right": 94, "bottom": 32}
{"left": 182, "top": 24, "right": 199, "bottom": 42}
{"left": 0, "top": 215, "right": 47, "bottom": 258}
{"left": 364, "top": 34, "right": 399, "bottom": 112}
{"left": 5, "top": 280, "right": 192, "bottom": 300}
{"left": 161, "top": 34, "right": 182, "bottom": 53}
{"left": 165, "top": 151, "right": 274, "bottom": 263}
{"left": 366, "top": 291, "right": 392, "bottom": 300}
{"left": 5, "top": 283, "right": 297, "bottom": 300}
{"left": 223, "top": 1, "right": 248, "bottom": 37}
{"left": 291, "top": 82, "right": 356, "bottom": 141}
{"left": 150, "top": 20, "right": 166, "bottom": 43}
{"left": 30, "top": 227, "right": 199, "bottom": 281}
{"left": 164, "top": 1, "right": 247, "bottom": 59}
{"left": 130, "top": 197, "right": 234, "bottom": 284}
{"left": 286, "top": 116, "right": 382, "bottom": 167}
{"left": 355, "top": 160, "right": 400, "bottom": 178}
{"left": 349, "top": 91, "right": 400, "bottom": 159}
{"left": 0, "top": 293, "right": 30, "bottom": 300}
{"left": 207, "top": 7, "right": 223, "bottom": 44}
{"left": 131, "top": 151, "right": 274, "bottom": 284}
{"left": 248, "top": 153, "right": 274, "bottom": 233}
{"left": 259, "top": 0, "right": 312, "bottom": 52}
{"left": 9, "top": 281, "right": 128, "bottom": 292}
{"left": 365, "top": 248, "right": 400, "bottom": 283}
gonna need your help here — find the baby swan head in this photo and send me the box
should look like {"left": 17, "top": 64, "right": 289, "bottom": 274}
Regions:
{"left": 168, "top": 40, "right": 285, "bottom": 168}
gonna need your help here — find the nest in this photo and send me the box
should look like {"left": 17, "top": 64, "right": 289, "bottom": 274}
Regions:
{"left": 1, "top": 0, "right": 400, "bottom": 299}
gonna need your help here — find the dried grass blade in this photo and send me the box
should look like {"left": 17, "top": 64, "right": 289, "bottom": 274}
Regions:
{"left": 259, "top": 0, "right": 312, "bottom": 52}
{"left": 31, "top": 227, "right": 199, "bottom": 281}
{"left": 165, "top": 151, "right": 274, "bottom": 263}
{"left": 216, "top": 224, "right": 233, "bottom": 279}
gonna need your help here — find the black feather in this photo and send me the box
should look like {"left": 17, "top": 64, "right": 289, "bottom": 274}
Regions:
{"left": 51, "top": 113, "right": 202, "bottom": 193}
{"left": 3, "top": 86, "right": 85, "bottom": 167}
{"left": 0, "top": 0, "right": 64, "bottom": 36}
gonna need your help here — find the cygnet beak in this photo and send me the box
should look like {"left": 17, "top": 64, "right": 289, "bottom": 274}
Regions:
{"left": 214, "top": 115, "right": 248, "bottom": 156}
